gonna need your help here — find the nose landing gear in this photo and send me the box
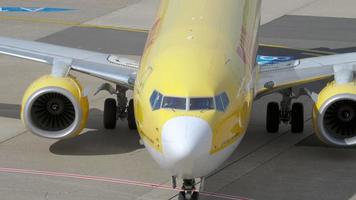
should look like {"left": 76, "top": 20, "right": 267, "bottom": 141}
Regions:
{"left": 178, "top": 179, "right": 199, "bottom": 200}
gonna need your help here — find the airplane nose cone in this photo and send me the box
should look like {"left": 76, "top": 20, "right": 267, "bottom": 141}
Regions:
{"left": 161, "top": 116, "right": 213, "bottom": 178}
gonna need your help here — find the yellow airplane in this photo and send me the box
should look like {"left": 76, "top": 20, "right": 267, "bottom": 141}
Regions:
{"left": 1, "top": 0, "right": 356, "bottom": 199}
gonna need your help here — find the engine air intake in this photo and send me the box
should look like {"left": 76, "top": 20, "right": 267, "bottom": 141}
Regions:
{"left": 31, "top": 92, "right": 76, "bottom": 131}
{"left": 21, "top": 75, "right": 89, "bottom": 139}
{"left": 323, "top": 100, "right": 356, "bottom": 138}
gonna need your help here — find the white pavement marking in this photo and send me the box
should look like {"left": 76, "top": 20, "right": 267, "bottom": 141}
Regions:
{"left": 84, "top": 0, "right": 160, "bottom": 31}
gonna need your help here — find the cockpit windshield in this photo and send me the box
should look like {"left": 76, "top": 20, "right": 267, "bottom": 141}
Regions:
{"left": 162, "top": 97, "right": 186, "bottom": 110}
{"left": 150, "top": 91, "right": 163, "bottom": 110}
{"left": 189, "top": 98, "right": 215, "bottom": 110}
{"left": 215, "top": 92, "right": 230, "bottom": 112}
{"left": 149, "top": 91, "right": 229, "bottom": 112}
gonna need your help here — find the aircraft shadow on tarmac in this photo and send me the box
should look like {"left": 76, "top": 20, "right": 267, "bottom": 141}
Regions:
{"left": 0, "top": 104, "right": 144, "bottom": 156}
{"left": 50, "top": 108, "right": 144, "bottom": 156}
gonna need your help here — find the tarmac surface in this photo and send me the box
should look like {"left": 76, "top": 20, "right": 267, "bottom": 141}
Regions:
{"left": 1, "top": 0, "right": 356, "bottom": 200}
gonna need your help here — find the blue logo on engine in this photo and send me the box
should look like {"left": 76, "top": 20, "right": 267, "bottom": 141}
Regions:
{"left": 256, "top": 55, "right": 294, "bottom": 65}
{"left": 0, "top": 7, "right": 74, "bottom": 12}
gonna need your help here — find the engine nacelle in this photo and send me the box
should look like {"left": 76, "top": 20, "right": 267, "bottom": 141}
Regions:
{"left": 21, "top": 75, "right": 89, "bottom": 139}
{"left": 313, "top": 81, "right": 356, "bottom": 146}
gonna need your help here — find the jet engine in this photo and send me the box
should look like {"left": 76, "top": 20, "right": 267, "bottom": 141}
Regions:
{"left": 313, "top": 81, "right": 356, "bottom": 146}
{"left": 21, "top": 75, "right": 89, "bottom": 139}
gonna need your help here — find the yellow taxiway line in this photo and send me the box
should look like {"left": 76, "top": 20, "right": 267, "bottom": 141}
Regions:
{"left": 0, "top": 15, "right": 149, "bottom": 33}
{"left": 0, "top": 15, "right": 337, "bottom": 56}
{"left": 259, "top": 43, "right": 336, "bottom": 55}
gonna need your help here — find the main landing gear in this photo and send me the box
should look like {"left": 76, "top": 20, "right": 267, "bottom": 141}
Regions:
{"left": 97, "top": 83, "right": 137, "bottom": 130}
{"left": 266, "top": 89, "right": 304, "bottom": 134}
{"left": 178, "top": 179, "right": 199, "bottom": 200}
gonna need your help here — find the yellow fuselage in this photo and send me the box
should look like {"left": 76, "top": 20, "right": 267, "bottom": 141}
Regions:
{"left": 134, "top": 0, "right": 261, "bottom": 178}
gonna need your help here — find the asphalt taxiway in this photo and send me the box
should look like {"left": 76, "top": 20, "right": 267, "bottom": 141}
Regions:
{"left": 1, "top": 1, "right": 356, "bottom": 200}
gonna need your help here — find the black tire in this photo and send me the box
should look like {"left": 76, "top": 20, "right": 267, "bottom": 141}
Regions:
{"left": 178, "top": 192, "right": 186, "bottom": 200}
{"left": 127, "top": 99, "right": 137, "bottom": 130}
{"left": 291, "top": 103, "right": 304, "bottom": 133}
{"left": 191, "top": 192, "right": 199, "bottom": 200}
{"left": 266, "top": 102, "right": 280, "bottom": 133}
{"left": 104, "top": 98, "right": 117, "bottom": 129}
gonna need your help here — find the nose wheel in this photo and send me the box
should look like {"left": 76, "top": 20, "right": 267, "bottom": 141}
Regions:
{"left": 178, "top": 179, "right": 199, "bottom": 200}
{"left": 179, "top": 191, "right": 199, "bottom": 200}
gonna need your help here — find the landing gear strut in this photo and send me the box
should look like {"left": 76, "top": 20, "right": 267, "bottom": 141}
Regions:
{"left": 178, "top": 179, "right": 199, "bottom": 200}
{"left": 266, "top": 89, "right": 304, "bottom": 133}
{"left": 103, "top": 85, "right": 128, "bottom": 129}
{"left": 99, "top": 84, "right": 137, "bottom": 130}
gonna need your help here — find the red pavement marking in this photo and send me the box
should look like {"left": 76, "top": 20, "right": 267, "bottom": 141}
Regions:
{"left": 0, "top": 167, "right": 253, "bottom": 200}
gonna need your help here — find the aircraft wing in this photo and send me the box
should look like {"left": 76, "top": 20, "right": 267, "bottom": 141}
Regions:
{"left": 256, "top": 52, "right": 356, "bottom": 98}
{"left": 0, "top": 37, "right": 139, "bottom": 89}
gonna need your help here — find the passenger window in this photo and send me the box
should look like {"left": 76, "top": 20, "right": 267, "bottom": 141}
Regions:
{"left": 190, "top": 98, "right": 215, "bottom": 110}
{"left": 150, "top": 91, "right": 163, "bottom": 110}
{"left": 162, "top": 97, "right": 186, "bottom": 110}
{"left": 215, "top": 92, "right": 230, "bottom": 112}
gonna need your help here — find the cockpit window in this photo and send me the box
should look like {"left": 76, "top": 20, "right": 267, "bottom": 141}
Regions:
{"left": 221, "top": 93, "right": 230, "bottom": 108}
{"left": 215, "top": 92, "right": 230, "bottom": 112}
{"left": 162, "top": 97, "right": 186, "bottom": 110}
{"left": 150, "top": 90, "right": 163, "bottom": 110}
{"left": 189, "top": 98, "right": 215, "bottom": 110}
{"left": 150, "top": 91, "right": 229, "bottom": 112}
